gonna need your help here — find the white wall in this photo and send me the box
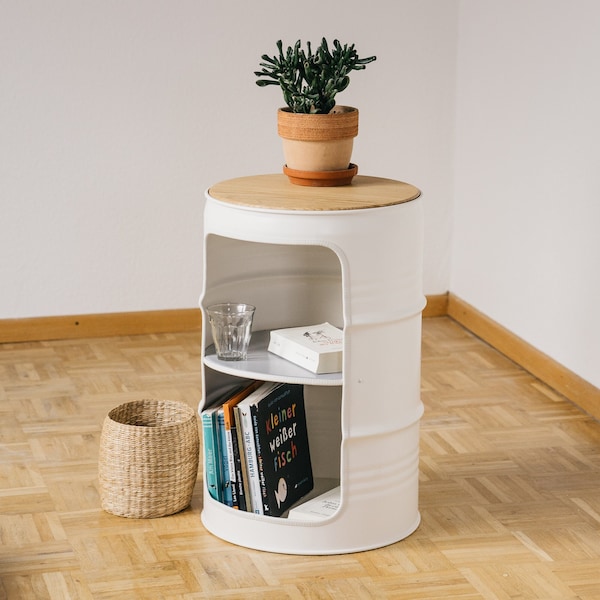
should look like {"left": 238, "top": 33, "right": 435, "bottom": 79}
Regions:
{"left": 0, "top": 0, "right": 458, "bottom": 319}
{"left": 452, "top": 0, "right": 600, "bottom": 388}
{"left": 3, "top": 1, "right": 597, "bottom": 391}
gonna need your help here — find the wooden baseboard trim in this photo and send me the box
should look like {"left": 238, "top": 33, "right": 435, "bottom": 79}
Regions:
{"left": 423, "top": 293, "right": 449, "bottom": 318}
{"left": 447, "top": 293, "right": 600, "bottom": 420}
{"left": 2, "top": 295, "right": 597, "bottom": 420}
{"left": 0, "top": 309, "right": 202, "bottom": 343}
{"left": 1, "top": 296, "right": 447, "bottom": 344}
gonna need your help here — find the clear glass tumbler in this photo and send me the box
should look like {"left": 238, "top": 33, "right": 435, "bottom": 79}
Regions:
{"left": 206, "top": 303, "right": 256, "bottom": 361}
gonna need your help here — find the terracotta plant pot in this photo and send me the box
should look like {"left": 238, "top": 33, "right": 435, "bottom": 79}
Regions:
{"left": 277, "top": 106, "right": 359, "bottom": 173}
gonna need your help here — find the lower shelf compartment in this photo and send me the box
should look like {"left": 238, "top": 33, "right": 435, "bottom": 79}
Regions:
{"left": 207, "top": 477, "right": 340, "bottom": 522}
{"left": 201, "top": 420, "right": 422, "bottom": 554}
{"left": 201, "top": 486, "right": 421, "bottom": 555}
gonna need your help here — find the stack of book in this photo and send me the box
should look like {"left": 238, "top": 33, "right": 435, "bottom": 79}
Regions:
{"left": 202, "top": 381, "right": 314, "bottom": 516}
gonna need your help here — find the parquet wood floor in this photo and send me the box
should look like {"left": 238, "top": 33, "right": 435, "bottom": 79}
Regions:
{"left": 1, "top": 318, "right": 598, "bottom": 599}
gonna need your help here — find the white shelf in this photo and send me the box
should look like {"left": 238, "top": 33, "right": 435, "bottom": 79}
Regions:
{"left": 203, "top": 330, "right": 342, "bottom": 386}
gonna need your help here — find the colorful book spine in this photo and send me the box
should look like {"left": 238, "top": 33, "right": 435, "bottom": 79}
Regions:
{"left": 217, "top": 408, "right": 234, "bottom": 507}
{"left": 201, "top": 406, "right": 222, "bottom": 502}
{"left": 252, "top": 409, "right": 270, "bottom": 515}
{"left": 221, "top": 380, "right": 262, "bottom": 512}
{"left": 237, "top": 401, "right": 264, "bottom": 514}
{"left": 236, "top": 382, "right": 280, "bottom": 514}
{"left": 234, "top": 405, "right": 251, "bottom": 510}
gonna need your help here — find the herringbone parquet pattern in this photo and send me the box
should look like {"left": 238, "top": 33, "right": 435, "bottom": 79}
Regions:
{"left": 1, "top": 318, "right": 598, "bottom": 599}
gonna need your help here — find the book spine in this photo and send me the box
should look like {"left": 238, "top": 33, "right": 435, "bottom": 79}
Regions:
{"left": 251, "top": 406, "right": 271, "bottom": 516}
{"left": 234, "top": 406, "right": 251, "bottom": 511}
{"left": 238, "top": 405, "right": 264, "bottom": 515}
{"left": 201, "top": 409, "right": 222, "bottom": 502}
{"left": 229, "top": 419, "right": 246, "bottom": 511}
{"left": 217, "top": 409, "right": 234, "bottom": 507}
{"left": 223, "top": 408, "right": 241, "bottom": 509}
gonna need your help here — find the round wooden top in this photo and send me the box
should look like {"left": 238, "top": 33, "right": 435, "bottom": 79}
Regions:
{"left": 207, "top": 174, "right": 420, "bottom": 211}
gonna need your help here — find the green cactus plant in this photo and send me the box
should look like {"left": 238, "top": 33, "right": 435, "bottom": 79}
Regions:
{"left": 255, "top": 38, "right": 376, "bottom": 114}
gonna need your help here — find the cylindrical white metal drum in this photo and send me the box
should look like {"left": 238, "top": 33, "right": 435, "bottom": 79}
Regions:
{"left": 199, "top": 175, "right": 424, "bottom": 554}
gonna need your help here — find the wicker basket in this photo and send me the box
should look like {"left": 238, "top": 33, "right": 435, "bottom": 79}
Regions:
{"left": 98, "top": 399, "right": 199, "bottom": 518}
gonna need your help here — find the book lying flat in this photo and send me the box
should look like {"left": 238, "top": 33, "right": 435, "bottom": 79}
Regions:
{"left": 287, "top": 486, "right": 340, "bottom": 521}
{"left": 268, "top": 322, "right": 343, "bottom": 374}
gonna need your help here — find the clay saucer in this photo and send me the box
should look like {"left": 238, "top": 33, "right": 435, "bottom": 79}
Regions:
{"left": 283, "top": 163, "right": 358, "bottom": 187}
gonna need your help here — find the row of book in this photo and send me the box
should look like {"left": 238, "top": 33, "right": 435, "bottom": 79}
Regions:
{"left": 202, "top": 380, "right": 314, "bottom": 517}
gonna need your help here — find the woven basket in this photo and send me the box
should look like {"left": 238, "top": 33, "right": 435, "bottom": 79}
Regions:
{"left": 98, "top": 399, "right": 199, "bottom": 518}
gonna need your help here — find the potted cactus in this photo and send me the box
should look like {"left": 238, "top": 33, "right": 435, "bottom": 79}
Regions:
{"left": 255, "top": 38, "right": 376, "bottom": 185}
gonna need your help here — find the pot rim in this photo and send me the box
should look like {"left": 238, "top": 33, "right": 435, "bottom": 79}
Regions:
{"left": 277, "top": 106, "right": 359, "bottom": 141}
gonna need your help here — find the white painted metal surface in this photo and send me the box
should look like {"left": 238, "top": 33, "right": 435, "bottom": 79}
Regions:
{"left": 199, "top": 176, "right": 424, "bottom": 554}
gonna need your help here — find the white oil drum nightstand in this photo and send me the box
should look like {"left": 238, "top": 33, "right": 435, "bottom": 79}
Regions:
{"left": 199, "top": 174, "right": 424, "bottom": 554}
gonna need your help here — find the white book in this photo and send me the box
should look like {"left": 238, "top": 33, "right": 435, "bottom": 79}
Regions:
{"left": 288, "top": 486, "right": 340, "bottom": 521}
{"left": 268, "top": 322, "right": 343, "bottom": 374}
{"left": 235, "top": 381, "right": 281, "bottom": 514}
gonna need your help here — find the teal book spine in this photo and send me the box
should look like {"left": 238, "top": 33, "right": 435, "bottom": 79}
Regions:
{"left": 201, "top": 407, "right": 222, "bottom": 502}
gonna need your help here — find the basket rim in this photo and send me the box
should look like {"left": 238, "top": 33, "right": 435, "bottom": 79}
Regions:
{"left": 106, "top": 398, "right": 197, "bottom": 428}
